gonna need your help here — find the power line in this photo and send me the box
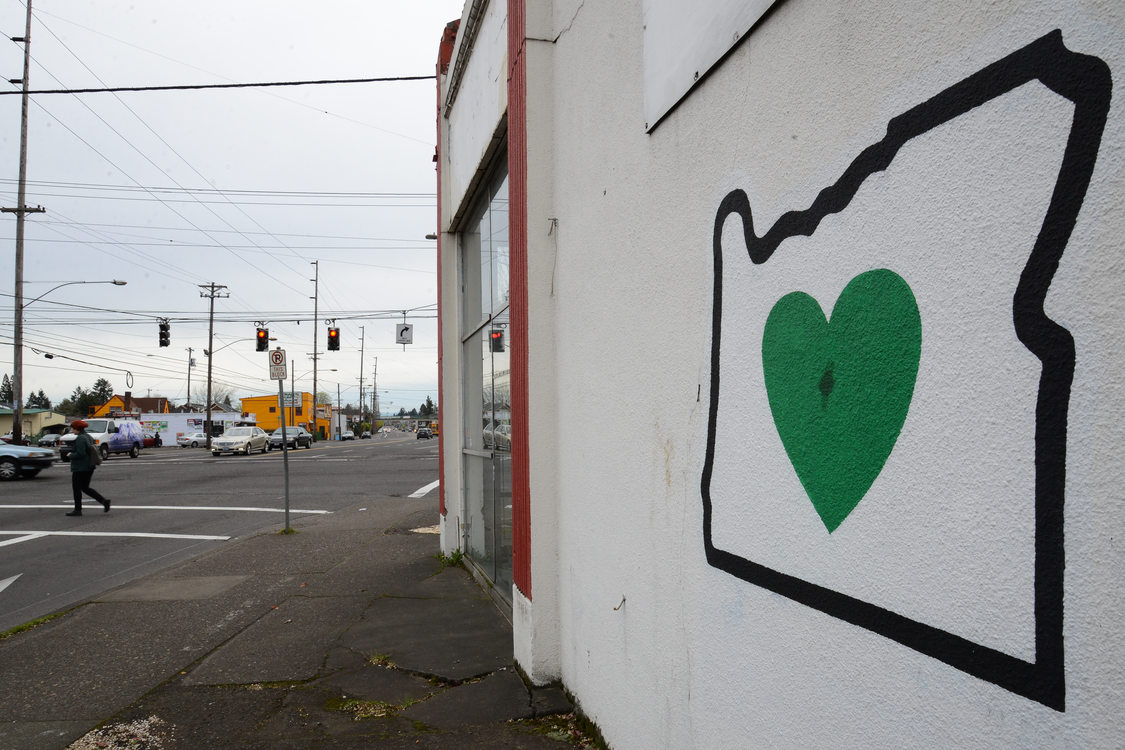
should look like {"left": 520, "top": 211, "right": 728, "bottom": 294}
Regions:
{"left": 0, "top": 74, "right": 436, "bottom": 96}
{"left": 26, "top": 8, "right": 437, "bottom": 146}
{"left": 0, "top": 179, "right": 435, "bottom": 198}
{"left": 2, "top": 217, "right": 436, "bottom": 243}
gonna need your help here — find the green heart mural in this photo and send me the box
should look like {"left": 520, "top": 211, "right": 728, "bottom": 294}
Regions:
{"left": 762, "top": 268, "right": 921, "bottom": 532}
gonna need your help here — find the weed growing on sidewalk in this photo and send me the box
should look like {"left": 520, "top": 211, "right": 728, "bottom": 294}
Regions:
{"left": 327, "top": 695, "right": 427, "bottom": 721}
{"left": 436, "top": 548, "right": 463, "bottom": 567}
{"left": 513, "top": 712, "right": 605, "bottom": 749}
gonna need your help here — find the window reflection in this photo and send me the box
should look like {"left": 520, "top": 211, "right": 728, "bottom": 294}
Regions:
{"left": 461, "top": 155, "right": 514, "bottom": 600}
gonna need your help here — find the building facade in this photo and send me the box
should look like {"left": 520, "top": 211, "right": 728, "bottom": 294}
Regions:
{"left": 92, "top": 392, "right": 171, "bottom": 417}
{"left": 240, "top": 392, "right": 323, "bottom": 435}
{"left": 435, "top": 1, "right": 1125, "bottom": 747}
{"left": 0, "top": 407, "right": 65, "bottom": 437}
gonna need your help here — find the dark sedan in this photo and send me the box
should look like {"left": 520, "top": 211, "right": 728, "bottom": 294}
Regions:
{"left": 269, "top": 426, "right": 313, "bottom": 449}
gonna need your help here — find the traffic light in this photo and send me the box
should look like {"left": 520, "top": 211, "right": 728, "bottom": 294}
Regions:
{"left": 256, "top": 327, "right": 269, "bottom": 351}
{"left": 158, "top": 320, "right": 170, "bottom": 347}
{"left": 327, "top": 327, "right": 340, "bottom": 351}
{"left": 490, "top": 327, "right": 504, "bottom": 353}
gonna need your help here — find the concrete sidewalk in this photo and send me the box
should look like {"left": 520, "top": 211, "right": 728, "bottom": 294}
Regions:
{"left": 0, "top": 499, "right": 588, "bottom": 749}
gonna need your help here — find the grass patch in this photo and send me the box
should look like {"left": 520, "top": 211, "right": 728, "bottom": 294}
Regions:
{"left": 512, "top": 713, "right": 606, "bottom": 749}
{"left": 277, "top": 527, "right": 298, "bottom": 535}
{"left": 0, "top": 611, "right": 66, "bottom": 641}
{"left": 327, "top": 695, "right": 427, "bottom": 721}
{"left": 369, "top": 652, "right": 395, "bottom": 667}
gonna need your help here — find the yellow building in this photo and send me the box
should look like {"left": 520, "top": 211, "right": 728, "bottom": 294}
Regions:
{"left": 92, "top": 392, "right": 171, "bottom": 417}
{"left": 0, "top": 407, "right": 66, "bottom": 438}
{"left": 241, "top": 392, "right": 328, "bottom": 437}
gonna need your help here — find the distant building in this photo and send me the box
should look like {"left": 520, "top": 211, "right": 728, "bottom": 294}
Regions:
{"left": 241, "top": 392, "right": 328, "bottom": 437}
{"left": 0, "top": 406, "right": 66, "bottom": 437}
{"left": 91, "top": 391, "right": 171, "bottom": 417}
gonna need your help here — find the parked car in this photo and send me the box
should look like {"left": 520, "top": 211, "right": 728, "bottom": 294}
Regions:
{"left": 417, "top": 427, "right": 433, "bottom": 440}
{"left": 211, "top": 426, "right": 270, "bottom": 456}
{"left": 491, "top": 423, "right": 512, "bottom": 452}
{"left": 269, "top": 426, "right": 313, "bottom": 450}
{"left": 360, "top": 431, "right": 371, "bottom": 439}
{"left": 340, "top": 430, "right": 356, "bottom": 441}
{"left": 59, "top": 419, "right": 144, "bottom": 461}
{"left": 37, "top": 433, "right": 62, "bottom": 448}
{"left": 177, "top": 432, "right": 208, "bottom": 448}
{"left": 1, "top": 433, "right": 31, "bottom": 446}
{"left": 142, "top": 431, "right": 162, "bottom": 449}
{"left": 0, "top": 441, "right": 55, "bottom": 481}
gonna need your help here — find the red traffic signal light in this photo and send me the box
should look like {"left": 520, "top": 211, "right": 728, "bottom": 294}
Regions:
{"left": 256, "top": 328, "right": 269, "bottom": 351}
{"left": 158, "top": 320, "right": 170, "bottom": 347}
{"left": 490, "top": 328, "right": 504, "bottom": 352}
{"left": 327, "top": 327, "right": 340, "bottom": 351}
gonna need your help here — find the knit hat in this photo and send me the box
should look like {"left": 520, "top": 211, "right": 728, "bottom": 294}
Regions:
{"left": 71, "top": 419, "right": 89, "bottom": 430}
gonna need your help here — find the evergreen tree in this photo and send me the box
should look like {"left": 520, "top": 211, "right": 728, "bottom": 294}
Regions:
{"left": 0, "top": 374, "right": 12, "bottom": 404}
{"left": 26, "top": 389, "right": 52, "bottom": 409}
{"left": 91, "top": 378, "right": 114, "bottom": 404}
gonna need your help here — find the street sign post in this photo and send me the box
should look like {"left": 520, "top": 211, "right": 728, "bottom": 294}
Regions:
{"left": 271, "top": 348, "right": 292, "bottom": 531}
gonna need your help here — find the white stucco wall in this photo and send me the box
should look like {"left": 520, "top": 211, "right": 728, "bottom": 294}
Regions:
{"left": 442, "top": 0, "right": 1125, "bottom": 747}
{"left": 539, "top": 0, "right": 1125, "bottom": 748}
{"left": 444, "top": 0, "right": 509, "bottom": 216}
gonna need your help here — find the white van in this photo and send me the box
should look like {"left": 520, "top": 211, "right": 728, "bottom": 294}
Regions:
{"left": 60, "top": 418, "right": 145, "bottom": 461}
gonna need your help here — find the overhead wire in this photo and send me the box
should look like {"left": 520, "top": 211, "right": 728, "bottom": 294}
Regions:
{"left": 20, "top": 23, "right": 313, "bottom": 303}
{"left": 28, "top": 7, "right": 438, "bottom": 146}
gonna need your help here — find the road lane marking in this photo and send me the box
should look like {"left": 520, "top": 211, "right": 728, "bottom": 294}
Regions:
{"left": 409, "top": 480, "right": 440, "bottom": 498}
{"left": 0, "top": 531, "right": 230, "bottom": 542}
{"left": 0, "top": 533, "right": 48, "bottom": 548}
{"left": 3, "top": 505, "right": 331, "bottom": 514}
{"left": 0, "top": 573, "right": 23, "bottom": 590}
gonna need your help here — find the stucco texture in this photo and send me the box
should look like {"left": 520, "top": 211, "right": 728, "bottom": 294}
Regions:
{"left": 534, "top": 0, "right": 1125, "bottom": 748}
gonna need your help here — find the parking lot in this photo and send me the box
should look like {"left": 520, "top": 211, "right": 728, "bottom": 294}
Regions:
{"left": 0, "top": 433, "right": 437, "bottom": 633}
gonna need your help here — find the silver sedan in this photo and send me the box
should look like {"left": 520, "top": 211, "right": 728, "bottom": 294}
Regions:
{"left": 210, "top": 426, "right": 270, "bottom": 456}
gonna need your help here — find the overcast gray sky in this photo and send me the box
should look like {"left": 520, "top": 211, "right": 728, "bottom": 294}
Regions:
{"left": 0, "top": 0, "right": 464, "bottom": 415}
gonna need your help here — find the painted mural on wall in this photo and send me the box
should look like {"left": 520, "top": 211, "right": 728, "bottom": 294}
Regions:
{"left": 701, "top": 31, "right": 1110, "bottom": 711}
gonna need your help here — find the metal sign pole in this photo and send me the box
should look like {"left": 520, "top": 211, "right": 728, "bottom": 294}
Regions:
{"left": 272, "top": 348, "right": 291, "bottom": 533}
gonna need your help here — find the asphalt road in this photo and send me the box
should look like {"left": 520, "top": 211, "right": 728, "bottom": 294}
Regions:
{"left": 0, "top": 431, "right": 440, "bottom": 633}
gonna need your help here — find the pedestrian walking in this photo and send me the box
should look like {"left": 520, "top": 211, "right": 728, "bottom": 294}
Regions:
{"left": 67, "top": 419, "right": 110, "bottom": 516}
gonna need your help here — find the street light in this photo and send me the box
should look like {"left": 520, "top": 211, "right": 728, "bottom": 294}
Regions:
{"left": 10, "top": 279, "right": 127, "bottom": 443}
{"left": 23, "top": 279, "right": 126, "bottom": 308}
{"left": 204, "top": 336, "right": 273, "bottom": 357}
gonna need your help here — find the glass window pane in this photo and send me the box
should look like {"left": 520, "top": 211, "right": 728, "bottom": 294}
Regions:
{"left": 462, "top": 205, "right": 485, "bottom": 327}
{"left": 479, "top": 191, "right": 492, "bottom": 322}
{"left": 463, "top": 329, "right": 487, "bottom": 451}
{"left": 490, "top": 174, "right": 510, "bottom": 315}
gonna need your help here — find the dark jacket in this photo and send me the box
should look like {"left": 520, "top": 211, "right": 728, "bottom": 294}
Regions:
{"left": 70, "top": 432, "right": 97, "bottom": 472}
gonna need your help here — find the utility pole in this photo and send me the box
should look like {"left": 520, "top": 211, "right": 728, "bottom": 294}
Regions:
{"left": 310, "top": 260, "right": 319, "bottom": 440}
{"left": 2, "top": 0, "right": 45, "bottom": 445}
{"left": 337, "top": 382, "right": 342, "bottom": 440}
{"left": 185, "top": 347, "right": 193, "bottom": 411}
{"left": 372, "top": 357, "right": 378, "bottom": 425}
{"left": 199, "top": 282, "right": 228, "bottom": 448}
{"left": 358, "top": 326, "right": 366, "bottom": 432}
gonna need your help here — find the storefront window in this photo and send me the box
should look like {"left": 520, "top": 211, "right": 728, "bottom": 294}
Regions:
{"left": 461, "top": 154, "right": 512, "bottom": 599}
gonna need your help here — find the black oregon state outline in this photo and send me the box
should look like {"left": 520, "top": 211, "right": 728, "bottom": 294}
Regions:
{"left": 701, "top": 31, "right": 1110, "bottom": 712}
